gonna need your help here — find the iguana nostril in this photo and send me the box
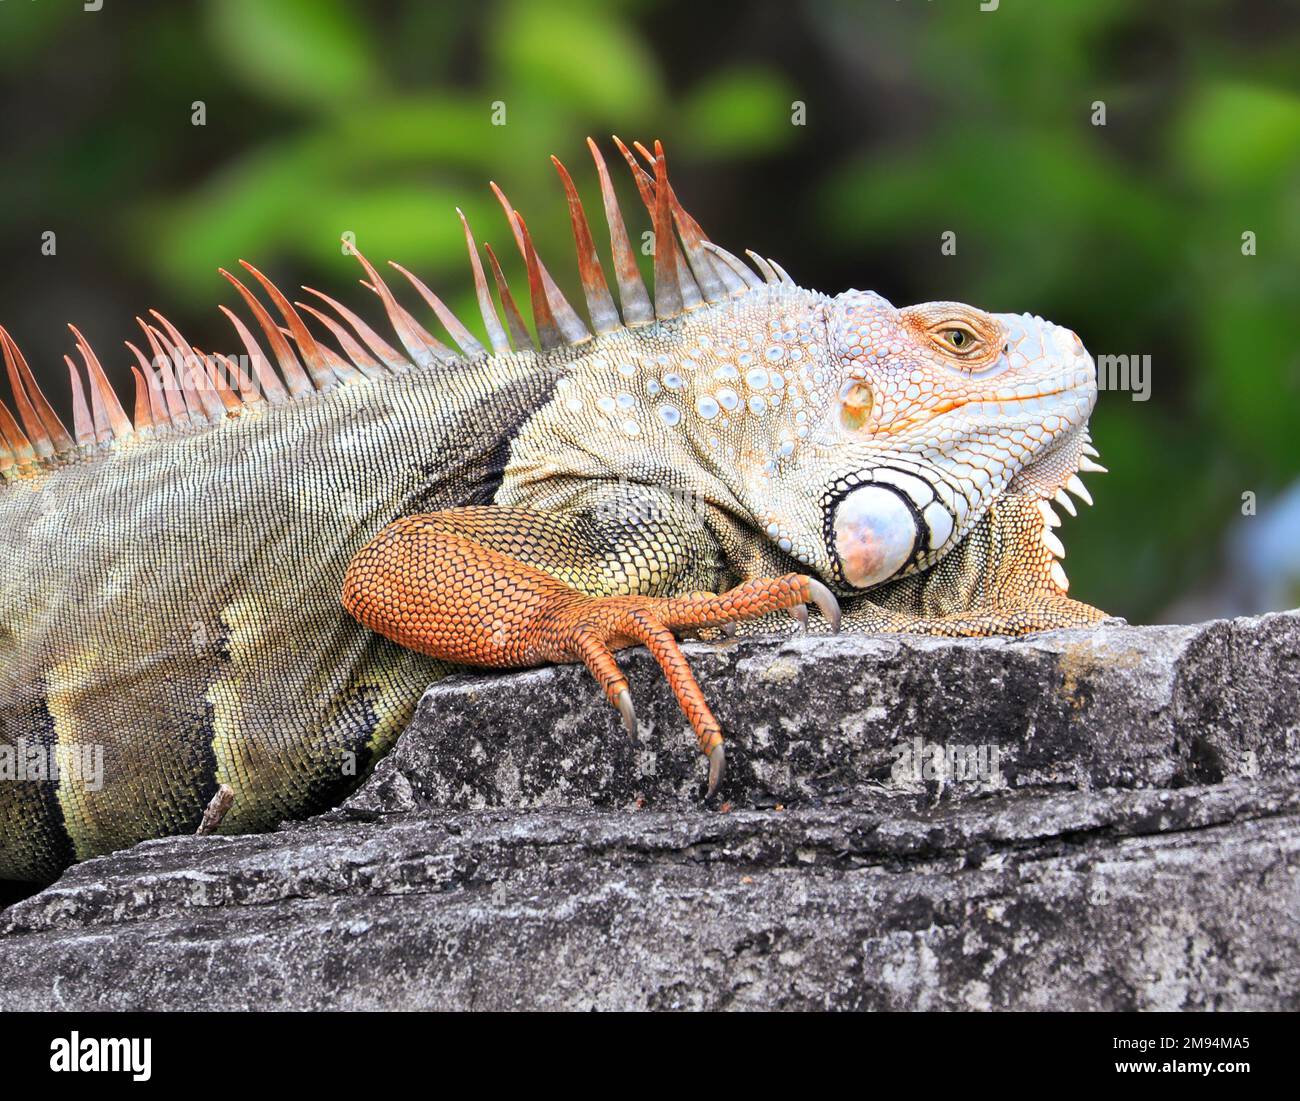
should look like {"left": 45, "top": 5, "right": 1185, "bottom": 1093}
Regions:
{"left": 833, "top": 486, "right": 918, "bottom": 588}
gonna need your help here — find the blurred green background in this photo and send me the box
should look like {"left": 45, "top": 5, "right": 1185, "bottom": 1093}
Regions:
{"left": 1, "top": 0, "right": 1297, "bottom": 622}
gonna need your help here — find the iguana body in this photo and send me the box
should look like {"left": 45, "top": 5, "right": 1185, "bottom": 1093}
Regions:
{"left": 0, "top": 140, "right": 1107, "bottom": 884}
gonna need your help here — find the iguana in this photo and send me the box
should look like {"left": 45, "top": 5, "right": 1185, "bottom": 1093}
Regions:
{"left": 0, "top": 139, "right": 1107, "bottom": 885}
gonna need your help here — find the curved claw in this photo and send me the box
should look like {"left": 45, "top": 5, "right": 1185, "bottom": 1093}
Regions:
{"left": 707, "top": 744, "right": 725, "bottom": 798}
{"left": 616, "top": 688, "right": 638, "bottom": 741}
{"left": 788, "top": 603, "right": 809, "bottom": 631}
{"left": 806, "top": 578, "right": 842, "bottom": 633}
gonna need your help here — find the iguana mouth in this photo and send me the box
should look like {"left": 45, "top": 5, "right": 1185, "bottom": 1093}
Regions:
{"left": 870, "top": 387, "right": 1075, "bottom": 438}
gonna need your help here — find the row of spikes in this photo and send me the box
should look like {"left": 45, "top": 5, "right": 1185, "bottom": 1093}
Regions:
{"left": 0, "top": 138, "right": 793, "bottom": 480}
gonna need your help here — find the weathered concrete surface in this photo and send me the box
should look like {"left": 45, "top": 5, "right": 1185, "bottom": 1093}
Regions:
{"left": 346, "top": 613, "right": 1300, "bottom": 812}
{"left": 1, "top": 613, "right": 1298, "bottom": 1010}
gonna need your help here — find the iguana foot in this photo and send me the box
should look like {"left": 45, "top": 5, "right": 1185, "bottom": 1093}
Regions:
{"left": 556, "top": 575, "right": 841, "bottom": 795}
{"left": 343, "top": 517, "right": 840, "bottom": 797}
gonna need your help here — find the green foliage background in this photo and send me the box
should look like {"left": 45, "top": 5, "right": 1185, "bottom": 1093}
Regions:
{"left": 1, "top": 0, "right": 1297, "bottom": 621}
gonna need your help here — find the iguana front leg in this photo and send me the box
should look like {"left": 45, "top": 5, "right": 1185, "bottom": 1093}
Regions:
{"left": 342, "top": 505, "right": 839, "bottom": 794}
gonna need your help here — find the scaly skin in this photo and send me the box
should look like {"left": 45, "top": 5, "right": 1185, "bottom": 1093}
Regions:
{"left": 343, "top": 510, "right": 841, "bottom": 793}
{"left": 0, "top": 141, "right": 1107, "bottom": 883}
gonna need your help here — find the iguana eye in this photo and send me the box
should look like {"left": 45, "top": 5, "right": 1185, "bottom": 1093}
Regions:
{"left": 938, "top": 326, "right": 980, "bottom": 354}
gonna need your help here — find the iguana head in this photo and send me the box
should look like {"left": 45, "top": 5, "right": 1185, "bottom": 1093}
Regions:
{"left": 682, "top": 285, "right": 1102, "bottom": 594}
{"left": 816, "top": 289, "right": 1098, "bottom": 590}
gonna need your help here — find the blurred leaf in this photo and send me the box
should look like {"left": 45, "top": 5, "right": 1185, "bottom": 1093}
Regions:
{"left": 139, "top": 137, "right": 494, "bottom": 299}
{"left": 328, "top": 97, "right": 503, "bottom": 167}
{"left": 298, "top": 182, "right": 482, "bottom": 274}
{"left": 1198, "top": 273, "right": 1299, "bottom": 469}
{"left": 491, "top": 0, "right": 661, "bottom": 122}
{"left": 0, "top": 1, "right": 74, "bottom": 63}
{"left": 679, "top": 67, "right": 798, "bottom": 156}
{"left": 1177, "top": 82, "right": 1300, "bottom": 191}
{"left": 206, "top": 0, "right": 380, "bottom": 110}
{"left": 139, "top": 143, "right": 327, "bottom": 299}
{"left": 818, "top": 129, "right": 1177, "bottom": 314}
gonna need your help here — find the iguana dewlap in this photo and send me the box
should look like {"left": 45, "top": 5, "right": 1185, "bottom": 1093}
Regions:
{"left": 0, "top": 139, "right": 1107, "bottom": 884}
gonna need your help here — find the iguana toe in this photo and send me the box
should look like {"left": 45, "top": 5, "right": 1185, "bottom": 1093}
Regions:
{"left": 707, "top": 745, "right": 726, "bottom": 799}
{"left": 615, "top": 688, "right": 638, "bottom": 741}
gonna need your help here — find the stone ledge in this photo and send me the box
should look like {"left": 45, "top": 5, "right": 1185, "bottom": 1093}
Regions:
{"left": 345, "top": 612, "right": 1300, "bottom": 814}
{"left": 1, "top": 612, "right": 1297, "bottom": 1010}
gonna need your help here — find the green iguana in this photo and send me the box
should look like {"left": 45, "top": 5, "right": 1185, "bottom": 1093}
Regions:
{"left": 0, "top": 139, "right": 1107, "bottom": 885}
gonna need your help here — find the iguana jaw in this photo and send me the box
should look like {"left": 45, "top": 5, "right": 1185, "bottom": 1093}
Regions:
{"left": 827, "top": 405, "right": 1104, "bottom": 591}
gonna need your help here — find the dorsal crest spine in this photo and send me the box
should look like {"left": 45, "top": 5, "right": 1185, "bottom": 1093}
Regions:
{"left": 0, "top": 140, "right": 794, "bottom": 482}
